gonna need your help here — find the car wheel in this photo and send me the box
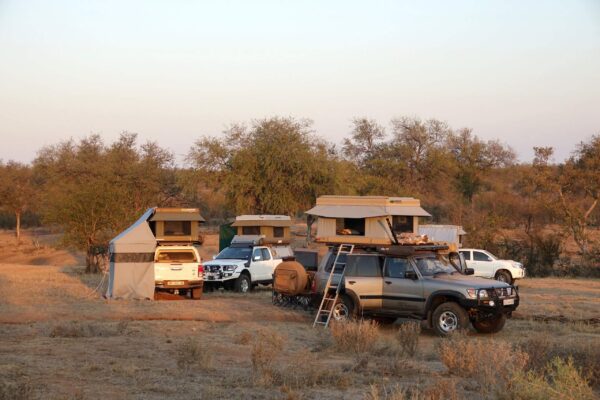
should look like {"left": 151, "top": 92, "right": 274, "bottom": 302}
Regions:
{"left": 472, "top": 313, "right": 506, "bottom": 334}
{"left": 234, "top": 274, "right": 251, "bottom": 293}
{"left": 191, "top": 287, "right": 203, "bottom": 300}
{"left": 331, "top": 295, "right": 355, "bottom": 322}
{"left": 495, "top": 270, "right": 513, "bottom": 284}
{"left": 432, "top": 302, "right": 469, "bottom": 336}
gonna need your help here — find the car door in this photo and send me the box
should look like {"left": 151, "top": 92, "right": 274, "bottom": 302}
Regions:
{"left": 261, "top": 248, "right": 278, "bottom": 280}
{"left": 250, "top": 247, "right": 269, "bottom": 281}
{"left": 343, "top": 254, "right": 383, "bottom": 313}
{"left": 471, "top": 250, "right": 495, "bottom": 278}
{"left": 382, "top": 257, "right": 425, "bottom": 315}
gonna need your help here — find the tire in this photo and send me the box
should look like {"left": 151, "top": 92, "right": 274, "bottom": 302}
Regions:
{"left": 234, "top": 274, "right": 252, "bottom": 293}
{"left": 495, "top": 270, "right": 513, "bottom": 284}
{"left": 431, "top": 302, "right": 470, "bottom": 336}
{"left": 472, "top": 313, "right": 506, "bottom": 334}
{"left": 191, "top": 287, "right": 203, "bottom": 300}
{"left": 331, "top": 295, "right": 355, "bottom": 322}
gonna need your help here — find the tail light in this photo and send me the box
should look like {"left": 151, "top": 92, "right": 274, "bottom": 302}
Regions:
{"left": 197, "top": 264, "right": 204, "bottom": 277}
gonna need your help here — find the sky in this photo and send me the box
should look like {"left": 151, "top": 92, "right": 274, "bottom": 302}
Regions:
{"left": 1, "top": 0, "right": 599, "bottom": 164}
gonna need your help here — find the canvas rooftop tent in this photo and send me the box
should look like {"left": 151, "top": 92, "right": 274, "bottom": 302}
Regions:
{"left": 306, "top": 196, "right": 431, "bottom": 245}
{"left": 150, "top": 208, "right": 205, "bottom": 243}
{"left": 106, "top": 208, "right": 157, "bottom": 300}
{"left": 231, "top": 215, "right": 292, "bottom": 244}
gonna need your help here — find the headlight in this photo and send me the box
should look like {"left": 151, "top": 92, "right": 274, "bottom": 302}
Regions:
{"left": 512, "top": 262, "right": 524, "bottom": 269}
{"left": 478, "top": 289, "right": 489, "bottom": 299}
{"left": 467, "top": 289, "right": 477, "bottom": 299}
{"left": 222, "top": 265, "right": 237, "bottom": 272}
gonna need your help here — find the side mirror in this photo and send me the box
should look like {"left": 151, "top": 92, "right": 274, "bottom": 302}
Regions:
{"left": 405, "top": 270, "right": 418, "bottom": 280}
{"left": 212, "top": 255, "right": 217, "bottom": 260}
{"left": 464, "top": 268, "right": 474, "bottom": 275}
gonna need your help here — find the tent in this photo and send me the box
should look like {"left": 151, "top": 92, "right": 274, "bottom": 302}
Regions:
{"left": 106, "top": 208, "right": 157, "bottom": 300}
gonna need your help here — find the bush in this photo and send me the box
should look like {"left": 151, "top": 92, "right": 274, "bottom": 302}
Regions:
{"left": 250, "top": 329, "right": 284, "bottom": 385}
{"left": 438, "top": 333, "right": 528, "bottom": 394}
{"left": 49, "top": 321, "right": 128, "bottom": 338}
{"left": 175, "top": 338, "right": 213, "bottom": 372}
{"left": 273, "top": 350, "right": 348, "bottom": 389}
{"left": 330, "top": 320, "right": 380, "bottom": 368}
{"left": 396, "top": 321, "right": 420, "bottom": 357}
{"left": 0, "top": 381, "right": 34, "bottom": 400}
{"left": 505, "top": 357, "right": 596, "bottom": 400}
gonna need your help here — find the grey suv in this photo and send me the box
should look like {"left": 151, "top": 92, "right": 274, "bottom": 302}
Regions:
{"left": 315, "top": 247, "right": 519, "bottom": 335}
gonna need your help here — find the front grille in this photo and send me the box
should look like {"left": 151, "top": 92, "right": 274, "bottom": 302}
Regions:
{"left": 206, "top": 265, "right": 221, "bottom": 272}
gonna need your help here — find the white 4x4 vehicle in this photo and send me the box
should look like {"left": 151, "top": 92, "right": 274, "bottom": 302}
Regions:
{"left": 458, "top": 249, "right": 525, "bottom": 284}
{"left": 203, "top": 237, "right": 291, "bottom": 293}
{"left": 154, "top": 245, "right": 204, "bottom": 299}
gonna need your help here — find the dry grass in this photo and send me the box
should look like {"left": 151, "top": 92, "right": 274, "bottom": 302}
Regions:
{"left": 0, "top": 380, "right": 34, "bottom": 400}
{"left": 438, "top": 332, "right": 529, "bottom": 394}
{"left": 250, "top": 328, "right": 284, "bottom": 385}
{"left": 175, "top": 338, "right": 213, "bottom": 371}
{"left": 330, "top": 319, "right": 381, "bottom": 368}
{"left": 396, "top": 321, "right": 421, "bottom": 357}
{"left": 48, "top": 320, "right": 129, "bottom": 338}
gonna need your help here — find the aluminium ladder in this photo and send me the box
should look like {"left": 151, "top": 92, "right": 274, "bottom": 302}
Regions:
{"left": 312, "top": 244, "right": 354, "bottom": 328}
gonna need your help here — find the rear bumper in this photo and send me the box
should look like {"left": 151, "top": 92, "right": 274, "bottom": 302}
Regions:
{"left": 155, "top": 280, "right": 203, "bottom": 290}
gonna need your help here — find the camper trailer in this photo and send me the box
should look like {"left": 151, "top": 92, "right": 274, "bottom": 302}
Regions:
{"left": 231, "top": 215, "right": 291, "bottom": 244}
{"left": 149, "top": 208, "right": 205, "bottom": 244}
{"left": 306, "top": 196, "right": 431, "bottom": 245}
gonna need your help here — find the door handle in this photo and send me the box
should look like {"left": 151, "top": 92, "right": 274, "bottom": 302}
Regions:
{"left": 348, "top": 281, "right": 356, "bottom": 285}
{"left": 385, "top": 281, "right": 392, "bottom": 284}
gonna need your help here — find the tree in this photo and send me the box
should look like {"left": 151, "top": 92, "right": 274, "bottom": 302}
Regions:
{"left": 342, "top": 118, "right": 385, "bottom": 168}
{"left": 0, "top": 161, "right": 36, "bottom": 241}
{"left": 34, "top": 133, "right": 177, "bottom": 273}
{"left": 187, "top": 117, "right": 337, "bottom": 215}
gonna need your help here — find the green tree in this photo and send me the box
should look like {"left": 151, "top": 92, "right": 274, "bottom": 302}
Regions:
{"left": 34, "top": 133, "right": 177, "bottom": 273}
{"left": 0, "top": 161, "right": 36, "bottom": 241}
{"left": 188, "top": 117, "right": 337, "bottom": 215}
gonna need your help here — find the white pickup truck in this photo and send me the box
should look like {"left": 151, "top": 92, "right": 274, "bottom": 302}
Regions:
{"left": 203, "top": 237, "right": 292, "bottom": 293}
{"left": 154, "top": 245, "right": 204, "bottom": 299}
{"left": 458, "top": 248, "right": 526, "bottom": 284}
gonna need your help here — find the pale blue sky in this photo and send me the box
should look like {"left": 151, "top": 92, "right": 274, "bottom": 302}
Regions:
{"left": 1, "top": 0, "right": 599, "bottom": 163}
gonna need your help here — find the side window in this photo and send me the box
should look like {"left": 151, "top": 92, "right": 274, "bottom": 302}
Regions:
{"left": 273, "top": 227, "right": 284, "bottom": 238}
{"left": 252, "top": 248, "right": 263, "bottom": 261}
{"left": 325, "top": 253, "right": 347, "bottom": 273}
{"left": 473, "top": 251, "right": 492, "bottom": 262}
{"left": 384, "top": 258, "right": 412, "bottom": 278}
{"left": 345, "top": 255, "right": 382, "bottom": 277}
{"left": 459, "top": 251, "right": 471, "bottom": 261}
{"left": 242, "top": 226, "right": 260, "bottom": 235}
{"left": 261, "top": 248, "right": 271, "bottom": 261}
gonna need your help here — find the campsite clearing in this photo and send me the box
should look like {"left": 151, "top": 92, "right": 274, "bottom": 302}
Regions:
{"left": 0, "top": 263, "right": 598, "bottom": 399}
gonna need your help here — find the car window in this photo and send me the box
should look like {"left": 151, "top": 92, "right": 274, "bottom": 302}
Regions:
{"left": 155, "top": 250, "right": 197, "bottom": 263}
{"left": 384, "top": 258, "right": 413, "bottom": 278}
{"left": 216, "top": 246, "right": 252, "bottom": 260}
{"left": 261, "top": 248, "right": 271, "bottom": 261}
{"left": 324, "top": 253, "right": 347, "bottom": 273}
{"left": 345, "top": 255, "right": 382, "bottom": 277}
{"left": 473, "top": 251, "right": 492, "bottom": 262}
{"left": 252, "top": 248, "right": 263, "bottom": 261}
{"left": 459, "top": 250, "right": 471, "bottom": 261}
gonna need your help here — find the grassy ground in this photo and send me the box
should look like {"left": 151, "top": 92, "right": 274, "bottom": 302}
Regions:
{"left": 0, "top": 263, "right": 599, "bottom": 400}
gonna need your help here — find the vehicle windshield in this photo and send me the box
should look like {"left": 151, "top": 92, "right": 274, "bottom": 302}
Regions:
{"left": 216, "top": 247, "right": 252, "bottom": 260}
{"left": 414, "top": 256, "right": 458, "bottom": 277}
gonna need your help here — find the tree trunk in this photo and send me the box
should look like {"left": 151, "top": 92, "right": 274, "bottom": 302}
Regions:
{"left": 15, "top": 211, "right": 21, "bottom": 242}
{"left": 85, "top": 246, "right": 102, "bottom": 274}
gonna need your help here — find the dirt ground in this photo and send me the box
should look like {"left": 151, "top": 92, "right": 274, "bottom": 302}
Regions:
{"left": 0, "top": 230, "right": 599, "bottom": 399}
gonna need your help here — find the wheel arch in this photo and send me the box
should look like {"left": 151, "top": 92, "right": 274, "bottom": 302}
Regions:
{"left": 425, "top": 291, "right": 466, "bottom": 315}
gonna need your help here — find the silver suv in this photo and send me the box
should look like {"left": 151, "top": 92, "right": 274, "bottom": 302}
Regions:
{"left": 315, "top": 247, "right": 519, "bottom": 335}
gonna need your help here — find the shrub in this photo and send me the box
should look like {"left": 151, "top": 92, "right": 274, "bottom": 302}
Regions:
{"left": 250, "top": 329, "right": 284, "bottom": 385}
{"left": 175, "top": 338, "right": 213, "bottom": 372}
{"left": 396, "top": 321, "right": 420, "bottom": 357}
{"left": 505, "top": 357, "right": 596, "bottom": 400}
{"left": 273, "top": 350, "right": 348, "bottom": 389}
{"left": 49, "top": 321, "right": 128, "bottom": 338}
{"left": 330, "top": 320, "right": 380, "bottom": 367}
{"left": 438, "top": 334, "right": 528, "bottom": 394}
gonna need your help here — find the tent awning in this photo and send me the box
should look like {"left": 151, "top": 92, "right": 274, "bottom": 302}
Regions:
{"left": 305, "top": 205, "right": 431, "bottom": 218}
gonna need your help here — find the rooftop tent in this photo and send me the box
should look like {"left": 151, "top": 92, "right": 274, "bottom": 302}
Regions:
{"left": 418, "top": 225, "right": 467, "bottom": 247}
{"left": 149, "top": 208, "right": 205, "bottom": 243}
{"left": 231, "top": 215, "right": 292, "bottom": 244}
{"left": 106, "top": 208, "right": 157, "bottom": 300}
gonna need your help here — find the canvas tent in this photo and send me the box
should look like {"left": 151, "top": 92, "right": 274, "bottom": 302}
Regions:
{"left": 231, "top": 215, "right": 292, "bottom": 244}
{"left": 106, "top": 208, "right": 157, "bottom": 300}
{"left": 306, "top": 196, "right": 431, "bottom": 245}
